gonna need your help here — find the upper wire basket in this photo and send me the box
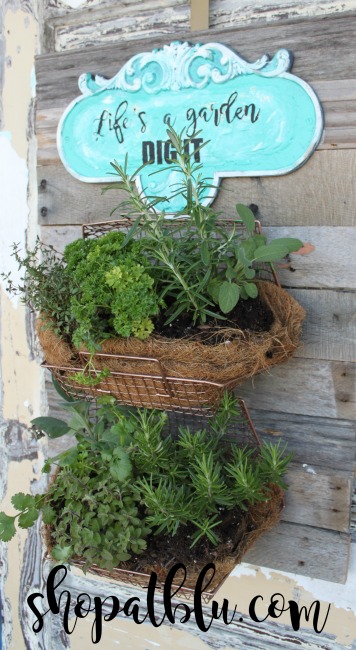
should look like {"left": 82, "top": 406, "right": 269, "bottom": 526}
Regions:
{"left": 43, "top": 217, "right": 285, "bottom": 411}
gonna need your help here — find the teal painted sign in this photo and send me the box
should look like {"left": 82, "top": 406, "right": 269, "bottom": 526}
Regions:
{"left": 57, "top": 41, "right": 324, "bottom": 212}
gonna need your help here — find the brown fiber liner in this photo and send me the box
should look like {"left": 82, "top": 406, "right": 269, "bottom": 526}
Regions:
{"left": 38, "top": 282, "right": 305, "bottom": 386}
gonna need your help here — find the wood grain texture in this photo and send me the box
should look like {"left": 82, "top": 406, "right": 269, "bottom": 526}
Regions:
{"left": 244, "top": 522, "right": 350, "bottom": 583}
{"left": 248, "top": 409, "right": 356, "bottom": 474}
{"left": 45, "top": 377, "right": 356, "bottom": 472}
{"left": 36, "top": 10, "right": 356, "bottom": 82}
{"left": 35, "top": 15, "right": 356, "bottom": 162}
{"left": 236, "top": 359, "right": 356, "bottom": 420}
{"left": 289, "top": 289, "right": 356, "bottom": 362}
{"left": 36, "top": 150, "right": 356, "bottom": 226}
{"left": 282, "top": 466, "right": 352, "bottom": 533}
{"left": 266, "top": 227, "right": 356, "bottom": 289}
{"left": 212, "top": 150, "right": 356, "bottom": 226}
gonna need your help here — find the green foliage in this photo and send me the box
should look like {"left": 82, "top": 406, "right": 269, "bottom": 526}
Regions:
{"left": 63, "top": 231, "right": 162, "bottom": 348}
{"left": 107, "top": 126, "right": 303, "bottom": 325}
{"left": 130, "top": 397, "right": 292, "bottom": 547}
{"left": 1, "top": 239, "right": 74, "bottom": 339}
{"left": 0, "top": 389, "right": 292, "bottom": 566}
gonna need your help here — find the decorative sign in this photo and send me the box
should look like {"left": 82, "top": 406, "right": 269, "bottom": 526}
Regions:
{"left": 57, "top": 41, "right": 324, "bottom": 212}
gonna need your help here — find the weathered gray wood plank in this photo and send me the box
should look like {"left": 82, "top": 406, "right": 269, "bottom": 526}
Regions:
{"left": 244, "top": 522, "right": 350, "bottom": 583}
{"left": 42, "top": 348, "right": 356, "bottom": 422}
{"left": 37, "top": 149, "right": 356, "bottom": 226}
{"left": 265, "top": 227, "right": 356, "bottom": 290}
{"left": 248, "top": 409, "right": 356, "bottom": 474}
{"left": 36, "top": 13, "right": 356, "bottom": 86}
{"left": 282, "top": 466, "right": 352, "bottom": 533}
{"left": 289, "top": 289, "right": 356, "bottom": 363}
{"left": 212, "top": 149, "right": 356, "bottom": 226}
{"left": 45, "top": 374, "right": 356, "bottom": 473}
{"left": 237, "top": 359, "right": 356, "bottom": 421}
{"left": 40, "top": 222, "right": 356, "bottom": 288}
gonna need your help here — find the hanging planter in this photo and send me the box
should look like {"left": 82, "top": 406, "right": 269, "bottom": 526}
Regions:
{"left": 3, "top": 128, "right": 306, "bottom": 410}
{"left": 33, "top": 392, "right": 287, "bottom": 600}
{"left": 0, "top": 391, "right": 289, "bottom": 601}
{"left": 35, "top": 217, "right": 305, "bottom": 410}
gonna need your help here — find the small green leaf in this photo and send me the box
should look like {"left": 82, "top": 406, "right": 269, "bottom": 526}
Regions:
{"left": 18, "top": 508, "right": 39, "bottom": 529}
{"left": 52, "top": 378, "right": 75, "bottom": 402}
{"left": 31, "top": 417, "right": 69, "bottom": 439}
{"left": 41, "top": 505, "right": 57, "bottom": 525}
{"left": 254, "top": 238, "right": 303, "bottom": 262}
{"left": 219, "top": 282, "right": 240, "bottom": 314}
{"left": 0, "top": 513, "right": 17, "bottom": 542}
{"left": 244, "top": 267, "right": 256, "bottom": 280}
{"left": 207, "top": 280, "right": 221, "bottom": 304}
{"left": 51, "top": 544, "right": 72, "bottom": 562}
{"left": 240, "top": 239, "right": 258, "bottom": 260}
{"left": 236, "top": 204, "right": 256, "bottom": 234}
{"left": 109, "top": 453, "right": 132, "bottom": 482}
{"left": 225, "top": 266, "right": 237, "bottom": 281}
{"left": 244, "top": 282, "right": 259, "bottom": 299}
{"left": 11, "top": 493, "right": 35, "bottom": 511}
{"left": 201, "top": 241, "right": 210, "bottom": 265}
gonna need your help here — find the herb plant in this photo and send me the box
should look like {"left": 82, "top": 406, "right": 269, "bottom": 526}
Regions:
{"left": 1, "top": 239, "right": 74, "bottom": 338}
{"left": 108, "top": 126, "right": 304, "bottom": 325}
{"left": 63, "top": 231, "right": 162, "bottom": 348}
{"left": 0, "top": 387, "right": 292, "bottom": 566}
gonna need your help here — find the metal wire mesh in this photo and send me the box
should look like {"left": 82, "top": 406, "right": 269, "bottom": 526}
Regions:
{"left": 44, "top": 361, "right": 260, "bottom": 449}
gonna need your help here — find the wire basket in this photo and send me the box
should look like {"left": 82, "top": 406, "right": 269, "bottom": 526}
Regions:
{"left": 42, "top": 389, "right": 283, "bottom": 603}
{"left": 40, "top": 217, "right": 305, "bottom": 411}
{"left": 44, "top": 359, "right": 259, "bottom": 445}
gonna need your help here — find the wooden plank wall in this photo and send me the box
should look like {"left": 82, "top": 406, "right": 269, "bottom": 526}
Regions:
{"left": 36, "top": 10, "right": 356, "bottom": 594}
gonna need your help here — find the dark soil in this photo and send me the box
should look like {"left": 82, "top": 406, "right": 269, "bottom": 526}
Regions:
{"left": 120, "top": 506, "right": 249, "bottom": 587}
{"left": 154, "top": 295, "right": 275, "bottom": 343}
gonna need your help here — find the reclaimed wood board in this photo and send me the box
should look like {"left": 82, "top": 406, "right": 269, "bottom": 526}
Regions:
{"left": 282, "top": 466, "right": 352, "bottom": 533}
{"left": 244, "top": 522, "right": 351, "bottom": 583}
{"left": 289, "top": 289, "right": 356, "bottom": 363}
{"left": 212, "top": 149, "right": 356, "bottom": 226}
{"left": 265, "top": 227, "right": 356, "bottom": 289}
{"left": 42, "top": 357, "right": 356, "bottom": 423}
{"left": 40, "top": 223, "right": 356, "bottom": 288}
{"left": 45, "top": 376, "right": 356, "bottom": 474}
{"left": 237, "top": 359, "right": 356, "bottom": 421}
{"left": 37, "top": 150, "right": 356, "bottom": 226}
{"left": 248, "top": 409, "right": 356, "bottom": 474}
{"left": 36, "top": 13, "right": 356, "bottom": 84}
